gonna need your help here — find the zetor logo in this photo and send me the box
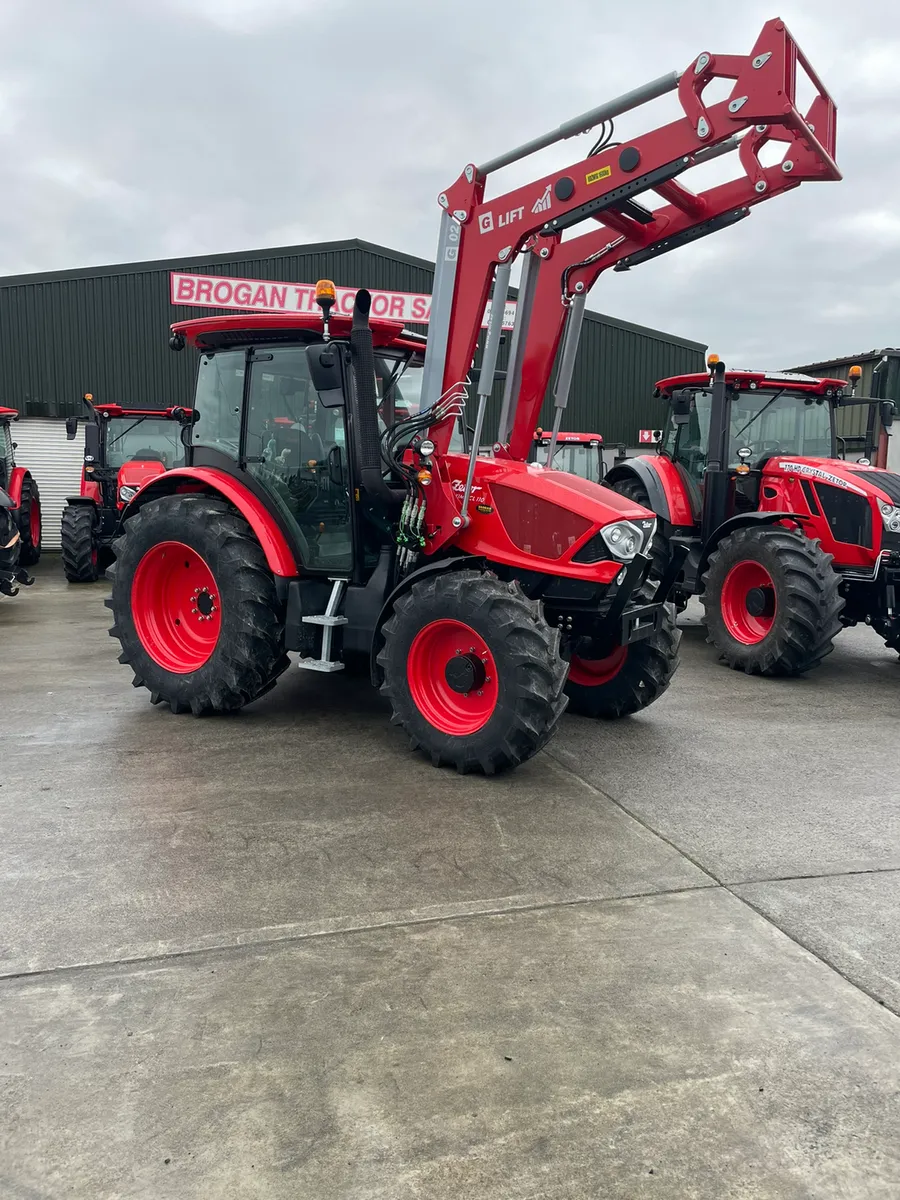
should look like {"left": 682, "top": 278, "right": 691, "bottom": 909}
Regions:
{"left": 478, "top": 206, "right": 525, "bottom": 235}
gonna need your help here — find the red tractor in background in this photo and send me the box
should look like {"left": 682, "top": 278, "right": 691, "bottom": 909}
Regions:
{"left": 61, "top": 394, "right": 192, "bottom": 581}
{"left": 531, "top": 430, "right": 606, "bottom": 482}
{"left": 105, "top": 20, "right": 840, "bottom": 773}
{"left": 0, "top": 406, "right": 42, "bottom": 590}
{"left": 605, "top": 360, "right": 900, "bottom": 673}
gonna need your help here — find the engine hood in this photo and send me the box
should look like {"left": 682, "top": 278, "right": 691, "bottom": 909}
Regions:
{"left": 118, "top": 460, "right": 167, "bottom": 491}
{"left": 766, "top": 457, "right": 892, "bottom": 500}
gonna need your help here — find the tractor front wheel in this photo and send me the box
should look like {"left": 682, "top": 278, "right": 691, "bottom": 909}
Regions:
{"left": 702, "top": 526, "right": 843, "bottom": 676}
{"left": 107, "top": 494, "right": 289, "bottom": 714}
{"left": 377, "top": 569, "right": 568, "bottom": 773}
{"left": 61, "top": 505, "right": 100, "bottom": 582}
{"left": 17, "top": 475, "right": 41, "bottom": 566}
{"left": 565, "top": 601, "right": 680, "bottom": 718}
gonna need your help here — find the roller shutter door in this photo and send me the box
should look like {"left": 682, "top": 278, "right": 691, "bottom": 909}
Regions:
{"left": 11, "top": 419, "right": 83, "bottom": 550}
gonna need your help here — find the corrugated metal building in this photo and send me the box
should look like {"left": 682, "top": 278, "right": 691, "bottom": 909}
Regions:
{"left": 789, "top": 349, "right": 900, "bottom": 445}
{"left": 0, "top": 238, "right": 705, "bottom": 445}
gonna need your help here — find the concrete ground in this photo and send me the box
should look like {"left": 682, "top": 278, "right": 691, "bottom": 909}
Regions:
{"left": 2, "top": 558, "right": 899, "bottom": 1199}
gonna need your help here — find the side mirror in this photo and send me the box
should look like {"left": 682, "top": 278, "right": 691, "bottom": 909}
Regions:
{"left": 881, "top": 400, "right": 894, "bottom": 429}
{"left": 65, "top": 416, "right": 79, "bottom": 440}
{"left": 672, "top": 389, "right": 693, "bottom": 426}
{"left": 306, "top": 343, "right": 344, "bottom": 407}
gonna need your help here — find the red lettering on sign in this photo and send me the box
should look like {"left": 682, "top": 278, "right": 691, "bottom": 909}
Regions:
{"left": 213, "top": 280, "right": 233, "bottom": 305}
{"left": 251, "top": 285, "right": 269, "bottom": 307}
{"left": 175, "top": 276, "right": 195, "bottom": 302}
{"left": 234, "top": 283, "right": 252, "bottom": 305}
{"left": 411, "top": 296, "right": 428, "bottom": 321}
{"left": 195, "top": 279, "right": 213, "bottom": 303}
{"left": 371, "top": 293, "right": 389, "bottom": 317}
{"left": 389, "top": 295, "right": 405, "bottom": 318}
{"left": 294, "top": 286, "right": 314, "bottom": 312}
{"left": 270, "top": 285, "right": 287, "bottom": 309}
{"left": 339, "top": 291, "right": 355, "bottom": 315}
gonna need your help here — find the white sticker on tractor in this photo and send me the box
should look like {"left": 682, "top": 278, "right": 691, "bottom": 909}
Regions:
{"left": 777, "top": 461, "right": 867, "bottom": 495}
{"left": 531, "top": 185, "right": 552, "bottom": 214}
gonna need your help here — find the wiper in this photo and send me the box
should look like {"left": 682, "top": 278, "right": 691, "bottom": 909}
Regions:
{"left": 732, "top": 389, "right": 785, "bottom": 445}
{"left": 108, "top": 416, "right": 148, "bottom": 447}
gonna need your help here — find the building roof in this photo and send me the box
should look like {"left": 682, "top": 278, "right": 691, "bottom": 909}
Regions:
{"left": 790, "top": 348, "right": 900, "bottom": 373}
{"left": 0, "top": 237, "right": 706, "bottom": 353}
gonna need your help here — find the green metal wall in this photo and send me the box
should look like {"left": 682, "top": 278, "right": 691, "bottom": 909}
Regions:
{"left": 0, "top": 238, "right": 705, "bottom": 442}
{"left": 790, "top": 351, "right": 900, "bottom": 442}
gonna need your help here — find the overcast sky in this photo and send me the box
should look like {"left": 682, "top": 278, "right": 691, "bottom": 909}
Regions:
{"left": 0, "top": 0, "right": 897, "bottom": 366}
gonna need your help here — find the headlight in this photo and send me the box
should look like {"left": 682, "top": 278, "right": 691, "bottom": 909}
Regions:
{"left": 119, "top": 485, "right": 138, "bottom": 503}
{"left": 879, "top": 502, "right": 900, "bottom": 533}
{"left": 600, "top": 520, "right": 644, "bottom": 562}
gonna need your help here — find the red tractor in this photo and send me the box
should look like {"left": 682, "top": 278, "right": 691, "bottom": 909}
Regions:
{"left": 62, "top": 394, "right": 192, "bottom": 581}
{"left": 605, "top": 360, "right": 900, "bottom": 672}
{"left": 0, "top": 406, "right": 42, "bottom": 591}
{"left": 531, "top": 430, "right": 606, "bottom": 482}
{"left": 106, "top": 21, "right": 840, "bottom": 772}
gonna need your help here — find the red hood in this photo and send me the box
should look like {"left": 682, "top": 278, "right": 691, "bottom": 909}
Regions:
{"left": 766, "top": 456, "right": 897, "bottom": 502}
{"left": 118, "top": 460, "right": 167, "bottom": 492}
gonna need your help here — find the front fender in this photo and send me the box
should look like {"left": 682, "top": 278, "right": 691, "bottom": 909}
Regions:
{"left": 122, "top": 467, "right": 298, "bottom": 577}
{"left": 699, "top": 511, "right": 807, "bottom": 578}
{"left": 6, "top": 466, "right": 26, "bottom": 509}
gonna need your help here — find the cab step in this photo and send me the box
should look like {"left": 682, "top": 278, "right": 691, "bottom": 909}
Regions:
{"left": 296, "top": 578, "right": 348, "bottom": 673}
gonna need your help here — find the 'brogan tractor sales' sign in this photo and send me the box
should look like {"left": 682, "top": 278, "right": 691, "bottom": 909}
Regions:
{"left": 170, "top": 271, "right": 517, "bottom": 330}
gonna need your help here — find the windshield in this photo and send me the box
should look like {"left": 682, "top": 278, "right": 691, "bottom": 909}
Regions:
{"left": 728, "top": 389, "right": 833, "bottom": 463}
{"left": 105, "top": 417, "right": 186, "bottom": 470}
{"left": 543, "top": 442, "right": 602, "bottom": 482}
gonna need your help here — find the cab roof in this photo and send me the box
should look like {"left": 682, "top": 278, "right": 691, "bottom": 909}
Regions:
{"left": 0, "top": 406, "right": 19, "bottom": 418}
{"left": 92, "top": 404, "right": 184, "bottom": 420}
{"left": 656, "top": 369, "right": 849, "bottom": 396}
{"left": 534, "top": 431, "right": 603, "bottom": 443}
{"left": 171, "top": 312, "right": 427, "bottom": 356}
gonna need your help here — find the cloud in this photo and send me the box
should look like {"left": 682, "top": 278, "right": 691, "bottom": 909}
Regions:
{"left": 0, "top": 0, "right": 897, "bottom": 367}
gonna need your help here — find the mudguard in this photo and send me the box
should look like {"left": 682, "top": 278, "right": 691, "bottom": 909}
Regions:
{"left": 698, "top": 511, "right": 806, "bottom": 577}
{"left": 123, "top": 467, "right": 298, "bottom": 577}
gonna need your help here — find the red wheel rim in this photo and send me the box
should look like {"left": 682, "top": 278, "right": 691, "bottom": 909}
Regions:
{"left": 30, "top": 500, "right": 40, "bottom": 546}
{"left": 132, "top": 541, "right": 221, "bottom": 673}
{"left": 407, "top": 619, "right": 498, "bottom": 736}
{"left": 567, "top": 644, "right": 627, "bottom": 687}
{"left": 721, "top": 560, "right": 776, "bottom": 644}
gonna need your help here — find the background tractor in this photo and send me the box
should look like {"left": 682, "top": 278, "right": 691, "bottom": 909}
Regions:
{"left": 62, "top": 394, "right": 192, "bottom": 581}
{"left": 605, "top": 360, "right": 900, "bottom": 673}
{"left": 0, "top": 406, "right": 42, "bottom": 571}
{"left": 530, "top": 430, "right": 606, "bottom": 482}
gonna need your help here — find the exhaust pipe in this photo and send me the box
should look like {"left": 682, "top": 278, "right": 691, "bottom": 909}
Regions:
{"left": 349, "top": 289, "right": 389, "bottom": 499}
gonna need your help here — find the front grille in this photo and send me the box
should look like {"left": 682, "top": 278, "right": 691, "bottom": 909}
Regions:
{"left": 850, "top": 470, "right": 900, "bottom": 505}
{"left": 816, "top": 483, "right": 872, "bottom": 547}
{"left": 571, "top": 532, "right": 608, "bottom": 564}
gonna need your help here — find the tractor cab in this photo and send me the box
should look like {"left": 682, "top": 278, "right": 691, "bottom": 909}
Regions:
{"left": 530, "top": 430, "right": 606, "bottom": 483}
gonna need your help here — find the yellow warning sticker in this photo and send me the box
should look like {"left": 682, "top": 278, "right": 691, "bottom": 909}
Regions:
{"left": 585, "top": 165, "right": 612, "bottom": 186}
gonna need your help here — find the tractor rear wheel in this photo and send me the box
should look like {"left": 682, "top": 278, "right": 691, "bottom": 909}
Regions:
{"left": 702, "top": 526, "right": 844, "bottom": 676}
{"left": 61, "top": 505, "right": 100, "bottom": 582}
{"left": 565, "top": 601, "right": 680, "bottom": 718}
{"left": 17, "top": 475, "right": 41, "bottom": 566}
{"left": 606, "top": 475, "right": 670, "bottom": 583}
{"left": 107, "top": 494, "right": 289, "bottom": 714}
{"left": 377, "top": 569, "right": 568, "bottom": 774}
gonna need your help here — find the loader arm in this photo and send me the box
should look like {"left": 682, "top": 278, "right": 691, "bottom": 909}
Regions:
{"left": 505, "top": 99, "right": 838, "bottom": 461}
{"left": 418, "top": 18, "right": 839, "bottom": 553}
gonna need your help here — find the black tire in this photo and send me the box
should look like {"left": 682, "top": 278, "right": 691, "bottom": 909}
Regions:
{"left": 17, "top": 475, "right": 41, "bottom": 566}
{"left": 565, "top": 601, "right": 680, "bottom": 718}
{"left": 606, "top": 474, "right": 671, "bottom": 583}
{"left": 376, "top": 569, "right": 568, "bottom": 774}
{"left": 702, "top": 527, "right": 844, "bottom": 676}
{"left": 106, "top": 494, "right": 290, "bottom": 714}
{"left": 61, "top": 505, "right": 100, "bottom": 582}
